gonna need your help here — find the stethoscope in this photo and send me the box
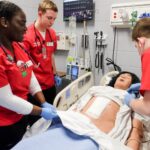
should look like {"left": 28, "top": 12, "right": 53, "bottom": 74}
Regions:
{"left": 0, "top": 42, "right": 40, "bottom": 68}
{"left": 33, "top": 25, "right": 54, "bottom": 49}
{"left": 0, "top": 43, "right": 16, "bottom": 63}
{"left": 0, "top": 26, "right": 54, "bottom": 68}
{"left": 18, "top": 43, "right": 40, "bottom": 68}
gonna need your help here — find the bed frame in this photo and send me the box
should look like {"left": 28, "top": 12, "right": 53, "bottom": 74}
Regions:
{"left": 53, "top": 71, "right": 120, "bottom": 111}
{"left": 53, "top": 72, "right": 94, "bottom": 110}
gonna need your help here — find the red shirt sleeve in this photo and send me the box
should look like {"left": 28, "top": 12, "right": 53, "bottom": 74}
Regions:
{"left": 140, "top": 49, "right": 150, "bottom": 96}
{"left": 50, "top": 28, "right": 57, "bottom": 52}
{"left": 23, "top": 33, "right": 33, "bottom": 52}
{"left": 22, "top": 24, "right": 35, "bottom": 52}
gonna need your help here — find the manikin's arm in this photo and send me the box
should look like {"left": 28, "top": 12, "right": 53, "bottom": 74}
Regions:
{"left": 126, "top": 118, "right": 143, "bottom": 150}
{"left": 130, "top": 91, "right": 150, "bottom": 116}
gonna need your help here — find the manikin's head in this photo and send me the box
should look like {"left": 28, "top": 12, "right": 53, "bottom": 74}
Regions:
{"left": 132, "top": 18, "right": 150, "bottom": 56}
{"left": 37, "top": 0, "right": 58, "bottom": 29}
{"left": 0, "top": 1, "right": 26, "bottom": 42}
{"left": 108, "top": 71, "right": 140, "bottom": 90}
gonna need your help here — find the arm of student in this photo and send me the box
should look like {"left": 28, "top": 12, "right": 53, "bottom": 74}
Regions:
{"left": 0, "top": 84, "right": 42, "bottom": 115}
{"left": 52, "top": 54, "right": 57, "bottom": 75}
{"left": 29, "top": 72, "right": 46, "bottom": 104}
{"left": 130, "top": 91, "right": 150, "bottom": 116}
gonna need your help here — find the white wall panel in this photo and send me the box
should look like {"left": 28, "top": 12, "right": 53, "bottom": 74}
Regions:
{"left": 9, "top": 0, "right": 40, "bottom": 25}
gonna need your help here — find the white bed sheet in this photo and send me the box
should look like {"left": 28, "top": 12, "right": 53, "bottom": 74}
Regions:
{"left": 24, "top": 86, "right": 150, "bottom": 150}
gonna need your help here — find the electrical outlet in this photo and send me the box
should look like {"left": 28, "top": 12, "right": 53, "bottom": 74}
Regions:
{"left": 110, "top": 1, "right": 150, "bottom": 28}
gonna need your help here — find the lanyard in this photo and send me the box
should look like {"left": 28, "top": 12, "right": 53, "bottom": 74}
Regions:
{"left": 34, "top": 25, "right": 53, "bottom": 49}
{"left": 0, "top": 43, "right": 29, "bottom": 77}
{"left": 0, "top": 43, "right": 16, "bottom": 62}
{"left": 0, "top": 43, "right": 40, "bottom": 68}
{"left": 18, "top": 43, "right": 40, "bottom": 68}
{"left": 34, "top": 25, "right": 56, "bottom": 59}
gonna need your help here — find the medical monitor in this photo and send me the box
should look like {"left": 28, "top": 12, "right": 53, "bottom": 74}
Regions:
{"left": 63, "top": 0, "right": 94, "bottom": 22}
{"left": 71, "top": 65, "right": 79, "bottom": 80}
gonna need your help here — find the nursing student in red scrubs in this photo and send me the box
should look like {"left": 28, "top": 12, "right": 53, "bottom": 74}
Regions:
{"left": 124, "top": 18, "right": 150, "bottom": 116}
{"left": 23, "top": 0, "right": 62, "bottom": 107}
{"left": 0, "top": 1, "right": 58, "bottom": 149}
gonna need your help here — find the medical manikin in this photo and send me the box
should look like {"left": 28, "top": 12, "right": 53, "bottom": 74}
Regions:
{"left": 18, "top": 71, "right": 144, "bottom": 150}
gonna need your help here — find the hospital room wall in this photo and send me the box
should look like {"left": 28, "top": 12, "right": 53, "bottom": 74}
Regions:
{"left": 52, "top": 0, "right": 143, "bottom": 84}
{"left": 8, "top": 0, "right": 40, "bottom": 24}
{"left": 9, "top": 0, "right": 143, "bottom": 84}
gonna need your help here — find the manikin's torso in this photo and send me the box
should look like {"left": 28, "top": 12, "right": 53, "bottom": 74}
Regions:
{"left": 80, "top": 97, "right": 119, "bottom": 133}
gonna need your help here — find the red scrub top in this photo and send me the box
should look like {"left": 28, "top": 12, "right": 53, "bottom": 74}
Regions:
{"left": 0, "top": 42, "right": 33, "bottom": 126}
{"left": 23, "top": 24, "right": 57, "bottom": 90}
{"left": 140, "top": 48, "right": 150, "bottom": 96}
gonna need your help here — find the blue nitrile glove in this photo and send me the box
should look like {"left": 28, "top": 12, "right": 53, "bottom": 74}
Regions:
{"left": 41, "top": 102, "right": 54, "bottom": 109}
{"left": 127, "top": 83, "right": 141, "bottom": 98}
{"left": 124, "top": 92, "right": 136, "bottom": 107}
{"left": 54, "top": 75, "right": 62, "bottom": 86}
{"left": 40, "top": 107, "right": 58, "bottom": 120}
{"left": 127, "top": 83, "right": 141, "bottom": 93}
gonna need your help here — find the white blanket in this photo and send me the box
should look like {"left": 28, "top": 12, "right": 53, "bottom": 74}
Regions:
{"left": 24, "top": 86, "right": 150, "bottom": 150}
{"left": 58, "top": 110, "right": 131, "bottom": 150}
{"left": 58, "top": 86, "right": 132, "bottom": 150}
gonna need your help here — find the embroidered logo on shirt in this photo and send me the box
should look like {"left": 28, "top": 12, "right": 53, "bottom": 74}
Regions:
{"left": 17, "top": 60, "right": 31, "bottom": 77}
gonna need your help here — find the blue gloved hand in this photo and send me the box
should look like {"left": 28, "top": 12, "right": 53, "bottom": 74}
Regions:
{"left": 54, "top": 75, "right": 62, "bottom": 86}
{"left": 40, "top": 107, "right": 58, "bottom": 120}
{"left": 127, "top": 83, "right": 141, "bottom": 93}
{"left": 127, "top": 83, "right": 141, "bottom": 98}
{"left": 41, "top": 102, "right": 54, "bottom": 109}
{"left": 124, "top": 92, "right": 136, "bottom": 107}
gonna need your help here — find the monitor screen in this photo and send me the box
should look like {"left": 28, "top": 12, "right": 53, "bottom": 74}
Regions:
{"left": 63, "top": 0, "right": 94, "bottom": 22}
{"left": 71, "top": 65, "right": 79, "bottom": 80}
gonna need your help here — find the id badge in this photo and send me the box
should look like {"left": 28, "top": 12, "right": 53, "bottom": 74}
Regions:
{"left": 47, "top": 42, "right": 54, "bottom": 47}
{"left": 26, "top": 60, "right": 33, "bottom": 67}
{"left": 42, "top": 46, "right": 47, "bottom": 59}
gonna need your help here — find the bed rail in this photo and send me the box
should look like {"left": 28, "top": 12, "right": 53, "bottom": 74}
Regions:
{"left": 53, "top": 72, "right": 94, "bottom": 110}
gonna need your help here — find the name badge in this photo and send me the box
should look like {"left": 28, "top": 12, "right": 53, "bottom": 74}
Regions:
{"left": 26, "top": 60, "right": 33, "bottom": 67}
{"left": 47, "top": 42, "right": 54, "bottom": 47}
{"left": 33, "top": 42, "right": 40, "bottom": 47}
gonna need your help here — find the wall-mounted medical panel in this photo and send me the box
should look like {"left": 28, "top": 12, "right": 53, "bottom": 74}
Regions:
{"left": 56, "top": 32, "right": 70, "bottom": 50}
{"left": 110, "top": 1, "right": 150, "bottom": 28}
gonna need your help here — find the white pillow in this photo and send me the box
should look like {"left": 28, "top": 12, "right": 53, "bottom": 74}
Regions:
{"left": 100, "top": 71, "right": 119, "bottom": 86}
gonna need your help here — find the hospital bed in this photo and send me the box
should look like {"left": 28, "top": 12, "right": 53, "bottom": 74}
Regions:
{"left": 53, "top": 71, "right": 119, "bottom": 110}
{"left": 13, "top": 71, "right": 150, "bottom": 150}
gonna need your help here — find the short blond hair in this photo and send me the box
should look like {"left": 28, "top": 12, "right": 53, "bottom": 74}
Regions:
{"left": 132, "top": 18, "right": 150, "bottom": 42}
{"left": 38, "top": 0, "right": 58, "bottom": 13}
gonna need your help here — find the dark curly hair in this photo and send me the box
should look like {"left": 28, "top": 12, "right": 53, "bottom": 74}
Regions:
{"left": 0, "top": 1, "right": 22, "bottom": 21}
{"left": 108, "top": 71, "right": 140, "bottom": 87}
